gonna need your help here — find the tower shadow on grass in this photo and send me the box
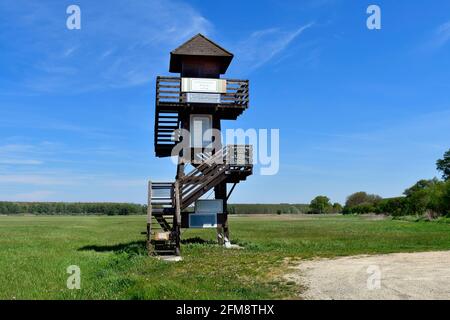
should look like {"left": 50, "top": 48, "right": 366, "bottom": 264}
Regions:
{"left": 78, "top": 237, "right": 217, "bottom": 255}
{"left": 79, "top": 240, "right": 147, "bottom": 255}
{"left": 181, "top": 237, "right": 217, "bottom": 245}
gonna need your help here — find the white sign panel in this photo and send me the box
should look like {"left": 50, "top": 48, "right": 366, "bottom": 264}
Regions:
{"left": 186, "top": 92, "right": 221, "bottom": 104}
{"left": 189, "top": 213, "right": 217, "bottom": 229}
{"left": 195, "top": 200, "right": 223, "bottom": 214}
{"left": 182, "top": 78, "right": 227, "bottom": 93}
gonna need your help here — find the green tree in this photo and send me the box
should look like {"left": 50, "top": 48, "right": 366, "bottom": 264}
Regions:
{"left": 443, "top": 181, "right": 450, "bottom": 216}
{"left": 437, "top": 149, "right": 450, "bottom": 181}
{"left": 345, "top": 192, "right": 382, "bottom": 208}
{"left": 403, "top": 179, "right": 440, "bottom": 215}
{"left": 377, "top": 197, "right": 408, "bottom": 216}
{"left": 332, "top": 203, "right": 343, "bottom": 213}
{"left": 310, "top": 196, "right": 331, "bottom": 214}
{"left": 404, "top": 178, "right": 440, "bottom": 196}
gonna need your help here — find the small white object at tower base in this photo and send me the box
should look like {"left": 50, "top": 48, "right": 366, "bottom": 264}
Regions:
{"left": 157, "top": 255, "right": 183, "bottom": 262}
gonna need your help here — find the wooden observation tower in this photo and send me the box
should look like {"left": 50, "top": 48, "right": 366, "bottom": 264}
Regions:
{"left": 147, "top": 34, "right": 252, "bottom": 256}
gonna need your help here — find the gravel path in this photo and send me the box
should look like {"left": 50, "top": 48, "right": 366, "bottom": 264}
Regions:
{"left": 285, "top": 251, "right": 450, "bottom": 300}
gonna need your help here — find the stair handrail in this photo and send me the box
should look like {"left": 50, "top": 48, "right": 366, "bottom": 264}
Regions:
{"left": 180, "top": 147, "right": 227, "bottom": 181}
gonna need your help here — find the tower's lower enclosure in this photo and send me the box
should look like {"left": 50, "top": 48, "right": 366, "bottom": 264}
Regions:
{"left": 147, "top": 146, "right": 252, "bottom": 256}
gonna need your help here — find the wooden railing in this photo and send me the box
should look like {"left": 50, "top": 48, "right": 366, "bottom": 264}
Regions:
{"left": 156, "top": 76, "right": 249, "bottom": 108}
{"left": 178, "top": 145, "right": 252, "bottom": 209}
{"left": 225, "top": 145, "right": 253, "bottom": 166}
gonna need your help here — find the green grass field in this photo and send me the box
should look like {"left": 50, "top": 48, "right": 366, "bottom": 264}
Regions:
{"left": 1, "top": 214, "right": 450, "bottom": 300}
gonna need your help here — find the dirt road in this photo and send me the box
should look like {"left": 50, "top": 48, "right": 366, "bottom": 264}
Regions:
{"left": 285, "top": 251, "right": 450, "bottom": 300}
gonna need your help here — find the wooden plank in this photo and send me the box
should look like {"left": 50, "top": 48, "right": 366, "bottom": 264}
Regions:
{"left": 181, "top": 168, "right": 228, "bottom": 210}
{"left": 157, "top": 120, "right": 178, "bottom": 124}
{"left": 157, "top": 90, "right": 180, "bottom": 94}
{"left": 157, "top": 76, "right": 180, "bottom": 80}
{"left": 174, "top": 181, "right": 181, "bottom": 224}
{"left": 181, "top": 162, "right": 225, "bottom": 196}
{"left": 157, "top": 126, "right": 178, "bottom": 129}
{"left": 157, "top": 95, "right": 180, "bottom": 99}
{"left": 158, "top": 84, "right": 181, "bottom": 89}
{"left": 147, "top": 180, "right": 152, "bottom": 252}
{"left": 157, "top": 115, "right": 179, "bottom": 118}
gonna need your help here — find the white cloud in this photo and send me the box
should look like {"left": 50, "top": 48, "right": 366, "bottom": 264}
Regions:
{"left": 0, "top": 172, "right": 148, "bottom": 187}
{"left": 106, "top": 179, "right": 148, "bottom": 188}
{"left": 6, "top": 191, "right": 55, "bottom": 202}
{"left": 0, "top": 142, "right": 58, "bottom": 162}
{"left": 421, "top": 21, "right": 450, "bottom": 51}
{"left": 434, "top": 21, "right": 450, "bottom": 48}
{"left": 0, "top": 144, "right": 36, "bottom": 153}
{"left": 231, "top": 23, "right": 314, "bottom": 73}
{"left": 0, "top": 159, "right": 42, "bottom": 165}
{"left": 0, "top": 174, "right": 73, "bottom": 186}
{"left": 1, "top": 0, "right": 213, "bottom": 92}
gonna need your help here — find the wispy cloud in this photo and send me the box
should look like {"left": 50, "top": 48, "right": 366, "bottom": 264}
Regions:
{"left": 0, "top": 174, "right": 73, "bottom": 186}
{"left": 422, "top": 21, "right": 450, "bottom": 51}
{"left": 0, "top": 159, "right": 43, "bottom": 165}
{"left": 5, "top": 191, "right": 56, "bottom": 202}
{"left": 0, "top": 113, "right": 117, "bottom": 139}
{"left": 306, "top": 110, "right": 450, "bottom": 166}
{"left": 0, "top": 171, "right": 147, "bottom": 188}
{"left": 0, "top": 143, "right": 46, "bottom": 166}
{"left": 0, "top": 0, "right": 213, "bottom": 92}
{"left": 434, "top": 21, "right": 450, "bottom": 48}
{"left": 232, "top": 23, "right": 314, "bottom": 73}
{"left": 0, "top": 142, "right": 59, "bottom": 160}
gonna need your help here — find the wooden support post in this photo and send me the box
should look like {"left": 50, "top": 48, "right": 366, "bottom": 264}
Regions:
{"left": 215, "top": 181, "right": 228, "bottom": 246}
{"left": 211, "top": 115, "right": 230, "bottom": 246}
{"left": 222, "top": 182, "right": 230, "bottom": 245}
{"left": 226, "top": 183, "right": 237, "bottom": 201}
{"left": 147, "top": 180, "right": 153, "bottom": 255}
{"left": 178, "top": 112, "right": 188, "bottom": 176}
{"left": 174, "top": 115, "right": 186, "bottom": 256}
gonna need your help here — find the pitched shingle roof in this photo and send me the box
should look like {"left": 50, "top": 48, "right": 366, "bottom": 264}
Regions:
{"left": 171, "top": 34, "right": 233, "bottom": 57}
{"left": 169, "top": 34, "right": 234, "bottom": 74}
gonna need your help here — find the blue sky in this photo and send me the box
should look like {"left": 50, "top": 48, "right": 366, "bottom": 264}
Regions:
{"left": 0, "top": 0, "right": 449, "bottom": 204}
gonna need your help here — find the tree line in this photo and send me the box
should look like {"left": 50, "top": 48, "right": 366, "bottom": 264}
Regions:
{"left": 0, "top": 202, "right": 311, "bottom": 216}
{"left": 2, "top": 149, "right": 449, "bottom": 217}
{"left": 228, "top": 203, "right": 310, "bottom": 215}
{"left": 0, "top": 202, "right": 146, "bottom": 215}
{"left": 310, "top": 149, "right": 450, "bottom": 217}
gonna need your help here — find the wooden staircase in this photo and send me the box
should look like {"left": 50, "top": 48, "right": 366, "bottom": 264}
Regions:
{"left": 154, "top": 109, "right": 179, "bottom": 158}
{"left": 147, "top": 182, "right": 178, "bottom": 255}
{"left": 148, "top": 146, "right": 252, "bottom": 255}
{"left": 180, "top": 149, "right": 231, "bottom": 210}
{"left": 154, "top": 77, "right": 181, "bottom": 157}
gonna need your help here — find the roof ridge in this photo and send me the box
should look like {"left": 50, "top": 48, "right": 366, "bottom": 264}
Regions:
{"left": 170, "top": 33, "right": 233, "bottom": 57}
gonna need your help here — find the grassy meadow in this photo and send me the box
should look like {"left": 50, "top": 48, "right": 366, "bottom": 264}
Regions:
{"left": 1, "top": 214, "right": 450, "bottom": 300}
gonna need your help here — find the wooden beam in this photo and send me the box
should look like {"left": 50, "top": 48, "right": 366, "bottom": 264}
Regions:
{"left": 147, "top": 180, "right": 153, "bottom": 255}
{"left": 226, "top": 183, "right": 237, "bottom": 201}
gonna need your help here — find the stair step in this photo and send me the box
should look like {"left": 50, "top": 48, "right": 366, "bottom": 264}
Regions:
{"left": 152, "top": 208, "right": 175, "bottom": 214}
{"left": 155, "top": 96, "right": 180, "bottom": 157}
{"left": 156, "top": 126, "right": 178, "bottom": 130}
{"left": 157, "top": 134, "right": 175, "bottom": 137}
{"left": 157, "top": 120, "right": 178, "bottom": 124}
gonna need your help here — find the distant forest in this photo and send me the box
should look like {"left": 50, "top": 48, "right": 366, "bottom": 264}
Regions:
{"left": 0, "top": 201, "right": 310, "bottom": 216}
